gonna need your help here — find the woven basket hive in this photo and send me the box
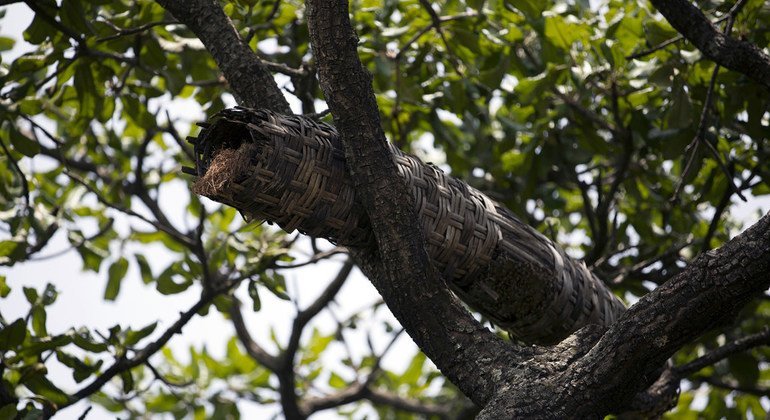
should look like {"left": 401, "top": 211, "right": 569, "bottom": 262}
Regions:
{"left": 188, "top": 107, "right": 626, "bottom": 344}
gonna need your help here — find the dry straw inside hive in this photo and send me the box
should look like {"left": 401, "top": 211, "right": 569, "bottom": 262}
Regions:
{"left": 188, "top": 107, "right": 625, "bottom": 345}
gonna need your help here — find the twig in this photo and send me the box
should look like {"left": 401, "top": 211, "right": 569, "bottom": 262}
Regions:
{"left": 96, "top": 20, "right": 176, "bottom": 43}
{"left": 62, "top": 283, "right": 235, "bottom": 409}
{"left": 674, "top": 326, "right": 770, "bottom": 377}
{"left": 395, "top": 11, "right": 478, "bottom": 60}
{"left": 626, "top": 6, "right": 744, "bottom": 60}
{"left": 65, "top": 170, "right": 195, "bottom": 248}
{"left": 229, "top": 297, "right": 281, "bottom": 371}
{"left": 145, "top": 361, "right": 194, "bottom": 388}
{"left": 283, "top": 259, "right": 354, "bottom": 362}
{"left": 552, "top": 89, "right": 620, "bottom": 136}
{"left": 670, "top": 0, "right": 750, "bottom": 204}
{"left": 694, "top": 376, "right": 770, "bottom": 397}
{"left": 23, "top": 0, "right": 83, "bottom": 43}
{"left": 303, "top": 108, "right": 331, "bottom": 121}
{"left": 274, "top": 246, "right": 346, "bottom": 269}
{"left": 245, "top": 0, "right": 282, "bottom": 42}
{"left": 0, "top": 136, "right": 31, "bottom": 218}
{"left": 76, "top": 406, "right": 92, "bottom": 420}
{"left": 261, "top": 59, "right": 308, "bottom": 77}
{"left": 417, "top": 0, "right": 463, "bottom": 75}
{"left": 626, "top": 35, "right": 684, "bottom": 60}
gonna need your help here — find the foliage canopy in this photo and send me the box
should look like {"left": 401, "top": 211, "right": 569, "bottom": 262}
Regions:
{"left": 0, "top": 0, "right": 769, "bottom": 418}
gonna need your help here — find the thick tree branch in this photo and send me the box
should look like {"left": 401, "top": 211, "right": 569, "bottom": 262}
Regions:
{"left": 648, "top": 0, "right": 770, "bottom": 88}
{"left": 567, "top": 212, "right": 770, "bottom": 415}
{"left": 305, "top": 0, "right": 517, "bottom": 407}
{"left": 155, "top": 0, "right": 291, "bottom": 113}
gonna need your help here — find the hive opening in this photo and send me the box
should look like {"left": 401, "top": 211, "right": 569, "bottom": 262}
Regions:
{"left": 192, "top": 142, "right": 259, "bottom": 197}
{"left": 191, "top": 120, "right": 261, "bottom": 197}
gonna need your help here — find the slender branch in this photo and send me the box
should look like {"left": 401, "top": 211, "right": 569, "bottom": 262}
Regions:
{"left": 245, "top": 0, "right": 282, "bottom": 43}
{"left": 669, "top": 3, "right": 748, "bottom": 204}
{"left": 648, "top": 0, "right": 770, "bottom": 88}
{"left": 283, "top": 259, "right": 354, "bottom": 365}
{"left": 62, "top": 284, "right": 231, "bottom": 409}
{"left": 96, "top": 20, "right": 176, "bottom": 43}
{"left": 674, "top": 326, "right": 770, "bottom": 377}
{"left": 274, "top": 247, "right": 347, "bottom": 269}
{"left": 229, "top": 298, "right": 281, "bottom": 371}
{"left": 65, "top": 171, "right": 195, "bottom": 248}
{"left": 368, "top": 388, "right": 452, "bottom": 418}
{"left": 145, "top": 361, "right": 194, "bottom": 388}
{"left": 695, "top": 376, "right": 770, "bottom": 397}
{"left": 395, "top": 11, "right": 478, "bottom": 60}
{"left": 553, "top": 89, "right": 620, "bottom": 136}
{"left": 23, "top": 0, "right": 83, "bottom": 43}
{"left": 0, "top": 136, "right": 31, "bottom": 218}
{"left": 625, "top": 9, "right": 735, "bottom": 60}
{"left": 417, "top": 0, "right": 462, "bottom": 75}
{"left": 626, "top": 35, "right": 684, "bottom": 60}
{"left": 260, "top": 59, "right": 308, "bottom": 77}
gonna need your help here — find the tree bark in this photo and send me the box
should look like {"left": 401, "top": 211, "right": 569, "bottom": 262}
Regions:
{"left": 649, "top": 0, "right": 770, "bottom": 89}
{"left": 156, "top": 0, "right": 291, "bottom": 113}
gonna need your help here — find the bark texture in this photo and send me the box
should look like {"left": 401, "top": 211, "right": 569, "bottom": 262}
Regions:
{"left": 156, "top": 0, "right": 291, "bottom": 113}
{"left": 650, "top": 0, "right": 770, "bottom": 89}
{"left": 304, "top": 0, "right": 519, "bottom": 405}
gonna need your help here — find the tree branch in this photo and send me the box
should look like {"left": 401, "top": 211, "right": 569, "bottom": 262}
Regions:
{"left": 674, "top": 326, "right": 770, "bottom": 378}
{"left": 155, "top": 0, "right": 291, "bottom": 113}
{"left": 568, "top": 211, "right": 770, "bottom": 414}
{"left": 61, "top": 281, "right": 233, "bottom": 410}
{"left": 648, "top": 0, "right": 770, "bottom": 88}
{"left": 305, "top": 0, "right": 517, "bottom": 407}
{"left": 229, "top": 297, "right": 281, "bottom": 372}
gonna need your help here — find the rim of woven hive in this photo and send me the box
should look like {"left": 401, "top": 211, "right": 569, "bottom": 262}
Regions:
{"left": 188, "top": 109, "right": 263, "bottom": 178}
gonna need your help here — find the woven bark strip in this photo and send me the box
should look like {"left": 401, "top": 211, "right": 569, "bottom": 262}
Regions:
{"left": 189, "top": 107, "right": 626, "bottom": 344}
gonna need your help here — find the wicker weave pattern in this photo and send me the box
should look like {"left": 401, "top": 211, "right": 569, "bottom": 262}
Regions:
{"left": 190, "top": 107, "right": 626, "bottom": 344}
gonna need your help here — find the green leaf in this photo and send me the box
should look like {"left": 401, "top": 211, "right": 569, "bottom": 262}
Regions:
{"left": 31, "top": 306, "right": 47, "bottom": 336}
{"left": 728, "top": 353, "right": 760, "bottom": 386}
{"left": 71, "top": 329, "right": 108, "bottom": 353}
{"left": 0, "top": 318, "right": 27, "bottom": 350}
{"left": 105, "top": 257, "right": 129, "bottom": 301}
{"left": 248, "top": 280, "right": 261, "bottom": 311}
{"left": 120, "top": 370, "right": 134, "bottom": 394}
{"left": 401, "top": 351, "right": 426, "bottom": 385}
{"left": 17, "top": 334, "right": 72, "bottom": 357}
{"left": 73, "top": 61, "right": 98, "bottom": 119}
{"left": 56, "top": 350, "right": 102, "bottom": 383}
{"left": 0, "top": 405, "right": 18, "bottom": 419}
{"left": 0, "top": 36, "right": 15, "bottom": 52}
{"left": 23, "top": 372, "right": 68, "bottom": 405}
{"left": 135, "top": 254, "right": 154, "bottom": 284}
{"left": 667, "top": 82, "right": 693, "bottom": 128}
{"left": 23, "top": 287, "right": 38, "bottom": 304}
{"left": 328, "top": 372, "right": 346, "bottom": 389}
{"left": 124, "top": 322, "right": 157, "bottom": 346}
{"left": 156, "top": 263, "right": 192, "bottom": 295}
{"left": 0, "top": 275, "right": 10, "bottom": 298}
{"left": 9, "top": 125, "right": 40, "bottom": 157}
